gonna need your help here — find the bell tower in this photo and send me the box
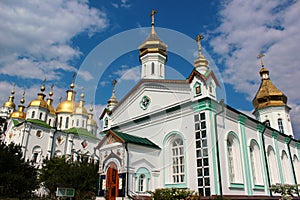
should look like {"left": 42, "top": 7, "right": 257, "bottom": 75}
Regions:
{"left": 138, "top": 10, "right": 167, "bottom": 79}
{"left": 252, "top": 54, "right": 294, "bottom": 137}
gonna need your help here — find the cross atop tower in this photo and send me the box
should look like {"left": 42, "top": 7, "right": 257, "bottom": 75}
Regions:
{"left": 257, "top": 53, "right": 265, "bottom": 67}
{"left": 196, "top": 34, "right": 204, "bottom": 56}
{"left": 150, "top": 10, "right": 157, "bottom": 26}
{"left": 112, "top": 79, "right": 117, "bottom": 93}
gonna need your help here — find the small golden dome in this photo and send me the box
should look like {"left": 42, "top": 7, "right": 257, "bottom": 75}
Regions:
{"left": 56, "top": 100, "right": 76, "bottom": 113}
{"left": 74, "top": 105, "right": 88, "bottom": 115}
{"left": 28, "top": 94, "right": 48, "bottom": 109}
{"left": 138, "top": 10, "right": 167, "bottom": 59}
{"left": 3, "top": 89, "right": 16, "bottom": 109}
{"left": 253, "top": 66, "right": 287, "bottom": 110}
{"left": 108, "top": 93, "right": 118, "bottom": 107}
{"left": 10, "top": 97, "right": 26, "bottom": 119}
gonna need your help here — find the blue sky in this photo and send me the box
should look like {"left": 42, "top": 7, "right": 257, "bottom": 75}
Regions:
{"left": 0, "top": 0, "right": 300, "bottom": 138}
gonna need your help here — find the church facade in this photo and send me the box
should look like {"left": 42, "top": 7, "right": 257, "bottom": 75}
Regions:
{"left": 95, "top": 14, "right": 300, "bottom": 199}
{"left": 0, "top": 80, "right": 99, "bottom": 168}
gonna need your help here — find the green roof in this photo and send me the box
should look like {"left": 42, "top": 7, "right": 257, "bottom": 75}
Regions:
{"left": 113, "top": 130, "right": 160, "bottom": 149}
{"left": 13, "top": 119, "right": 21, "bottom": 126}
{"left": 26, "top": 119, "right": 53, "bottom": 128}
{"left": 65, "top": 127, "right": 99, "bottom": 140}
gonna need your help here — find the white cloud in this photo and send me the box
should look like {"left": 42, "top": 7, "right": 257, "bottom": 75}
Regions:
{"left": 210, "top": 0, "right": 300, "bottom": 138}
{"left": 113, "top": 65, "right": 140, "bottom": 82}
{"left": 0, "top": 0, "right": 108, "bottom": 81}
{"left": 111, "top": 0, "right": 131, "bottom": 9}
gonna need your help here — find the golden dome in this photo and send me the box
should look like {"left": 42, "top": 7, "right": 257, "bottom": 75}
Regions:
{"left": 3, "top": 89, "right": 16, "bottom": 109}
{"left": 138, "top": 10, "right": 167, "bottom": 59}
{"left": 194, "top": 34, "right": 209, "bottom": 70}
{"left": 10, "top": 96, "right": 26, "bottom": 119}
{"left": 87, "top": 106, "right": 97, "bottom": 127}
{"left": 56, "top": 100, "right": 76, "bottom": 113}
{"left": 252, "top": 66, "right": 287, "bottom": 110}
{"left": 108, "top": 93, "right": 118, "bottom": 107}
{"left": 74, "top": 105, "right": 88, "bottom": 115}
{"left": 28, "top": 94, "right": 48, "bottom": 109}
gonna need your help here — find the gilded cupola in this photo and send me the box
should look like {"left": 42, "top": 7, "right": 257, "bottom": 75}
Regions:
{"left": 74, "top": 88, "right": 88, "bottom": 116}
{"left": 138, "top": 10, "right": 167, "bottom": 60}
{"left": 56, "top": 81, "right": 76, "bottom": 113}
{"left": 107, "top": 80, "right": 118, "bottom": 111}
{"left": 10, "top": 92, "right": 26, "bottom": 119}
{"left": 252, "top": 54, "right": 287, "bottom": 110}
{"left": 28, "top": 81, "right": 48, "bottom": 109}
{"left": 3, "top": 85, "right": 16, "bottom": 109}
{"left": 47, "top": 84, "right": 56, "bottom": 115}
{"left": 87, "top": 105, "right": 98, "bottom": 127}
{"left": 194, "top": 34, "right": 209, "bottom": 75}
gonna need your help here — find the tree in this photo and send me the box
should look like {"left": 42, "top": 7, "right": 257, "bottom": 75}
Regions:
{"left": 39, "top": 156, "right": 99, "bottom": 199}
{"left": 0, "top": 142, "right": 39, "bottom": 198}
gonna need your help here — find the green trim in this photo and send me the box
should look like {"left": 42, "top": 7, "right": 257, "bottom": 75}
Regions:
{"left": 112, "top": 130, "right": 160, "bottom": 149}
{"left": 239, "top": 118, "right": 253, "bottom": 195}
{"left": 27, "top": 119, "right": 53, "bottom": 128}
{"left": 257, "top": 128, "right": 270, "bottom": 195}
{"left": 13, "top": 119, "right": 20, "bottom": 126}
{"left": 64, "top": 127, "right": 99, "bottom": 140}
{"left": 257, "top": 124, "right": 265, "bottom": 133}
{"left": 296, "top": 142, "right": 300, "bottom": 149}
{"left": 284, "top": 137, "right": 291, "bottom": 144}
{"left": 253, "top": 185, "right": 265, "bottom": 190}
{"left": 193, "top": 99, "right": 218, "bottom": 112}
{"left": 193, "top": 81, "right": 202, "bottom": 96}
{"left": 273, "top": 131, "right": 284, "bottom": 183}
{"left": 163, "top": 131, "right": 187, "bottom": 188}
{"left": 238, "top": 114, "right": 247, "bottom": 125}
{"left": 229, "top": 183, "right": 244, "bottom": 189}
{"left": 210, "top": 111, "right": 219, "bottom": 194}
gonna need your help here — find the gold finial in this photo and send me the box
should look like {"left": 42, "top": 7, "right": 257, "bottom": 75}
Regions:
{"left": 59, "top": 96, "right": 62, "bottom": 103}
{"left": 41, "top": 77, "right": 46, "bottom": 92}
{"left": 196, "top": 34, "right": 204, "bottom": 56}
{"left": 112, "top": 79, "right": 117, "bottom": 93}
{"left": 150, "top": 10, "right": 157, "bottom": 34}
{"left": 257, "top": 53, "right": 265, "bottom": 67}
{"left": 81, "top": 87, "right": 85, "bottom": 99}
{"left": 20, "top": 90, "right": 25, "bottom": 104}
{"left": 89, "top": 101, "right": 94, "bottom": 112}
{"left": 11, "top": 83, "right": 16, "bottom": 95}
{"left": 49, "top": 84, "right": 54, "bottom": 97}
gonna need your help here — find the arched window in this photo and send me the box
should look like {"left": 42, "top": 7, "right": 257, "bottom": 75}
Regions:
{"left": 48, "top": 119, "right": 51, "bottom": 126}
{"left": 151, "top": 62, "right": 155, "bottom": 75}
{"left": 31, "top": 146, "right": 42, "bottom": 163}
{"left": 31, "top": 111, "right": 35, "bottom": 119}
{"left": 172, "top": 138, "right": 184, "bottom": 183}
{"left": 104, "top": 117, "right": 108, "bottom": 127}
{"left": 278, "top": 119, "right": 284, "bottom": 133}
{"left": 136, "top": 167, "right": 150, "bottom": 192}
{"left": 282, "top": 150, "right": 293, "bottom": 184}
{"left": 143, "top": 64, "right": 146, "bottom": 77}
{"left": 39, "top": 113, "right": 43, "bottom": 120}
{"left": 194, "top": 82, "right": 202, "bottom": 96}
{"left": 65, "top": 117, "right": 69, "bottom": 129}
{"left": 59, "top": 116, "right": 62, "bottom": 128}
{"left": 209, "top": 83, "right": 213, "bottom": 93}
{"left": 249, "top": 140, "right": 263, "bottom": 185}
{"left": 267, "top": 146, "right": 280, "bottom": 184}
{"left": 164, "top": 133, "right": 186, "bottom": 186}
{"left": 139, "top": 174, "right": 145, "bottom": 192}
{"left": 76, "top": 119, "right": 79, "bottom": 126}
{"left": 227, "top": 133, "right": 243, "bottom": 183}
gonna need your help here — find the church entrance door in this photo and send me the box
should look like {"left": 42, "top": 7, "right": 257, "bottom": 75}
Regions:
{"left": 106, "top": 163, "right": 119, "bottom": 200}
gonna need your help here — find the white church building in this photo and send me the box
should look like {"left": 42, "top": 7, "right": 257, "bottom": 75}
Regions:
{"left": 0, "top": 80, "right": 100, "bottom": 168}
{"left": 95, "top": 13, "right": 300, "bottom": 199}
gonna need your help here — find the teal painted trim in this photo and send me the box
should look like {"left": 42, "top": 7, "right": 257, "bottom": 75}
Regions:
{"left": 238, "top": 114, "right": 247, "bottom": 125}
{"left": 257, "top": 127, "right": 270, "bottom": 195}
{"left": 272, "top": 131, "right": 284, "bottom": 183}
{"left": 285, "top": 137, "right": 291, "bottom": 144}
{"left": 209, "top": 111, "right": 219, "bottom": 195}
{"left": 253, "top": 185, "right": 265, "bottom": 190}
{"left": 193, "top": 81, "right": 202, "bottom": 97}
{"left": 193, "top": 99, "right": 218, "bottom": 112}
{"left": 163, "top": 131, "right": 187, "bottom": 188}
{"left": 229, "top": 183, "right": 245, "bottom": 189}
{"left": 296, "top": 142, "right": 300, "bottom": 149}
{"left": 257, "top": 124, "right": 265, "bottom": 133}
{"left": 136, "top": 167, "right": 151, "bottom": 192}
{"left": 239, "top": 119, "right": 253, "bottom": 195}
{"left": 140, "top": 96, "right": 151, "bottom": 110}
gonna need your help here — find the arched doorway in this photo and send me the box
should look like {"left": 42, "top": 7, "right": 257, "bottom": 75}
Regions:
{"left": 106, "top": 163, "right": 119, "bottom": 200}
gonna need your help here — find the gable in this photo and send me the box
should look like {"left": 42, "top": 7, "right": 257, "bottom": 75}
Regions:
{"left": 109, "top": 79, "right": 190, "bottom": 125}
